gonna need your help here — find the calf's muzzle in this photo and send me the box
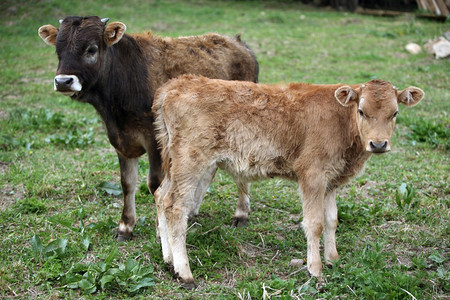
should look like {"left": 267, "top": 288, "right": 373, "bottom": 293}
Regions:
{"left": 54, "top": 74, "right": 82, "bottom": 96}
{"left": 369, "top": 140, "right": 389, "bottom": 153}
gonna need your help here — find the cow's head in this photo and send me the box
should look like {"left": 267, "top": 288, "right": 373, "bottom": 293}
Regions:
{"left": 335, "top": 80, "right": 424, "bottom": 153}
{"left": 38, "top": 16, "right": 126, "bottom": 98}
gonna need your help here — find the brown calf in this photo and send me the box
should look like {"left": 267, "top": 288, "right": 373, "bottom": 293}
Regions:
{"left": 38, "top": 16, "right": 258, "bottom": 240}
{"left": 152, "top": 75, "right": 424, "bottom": 287}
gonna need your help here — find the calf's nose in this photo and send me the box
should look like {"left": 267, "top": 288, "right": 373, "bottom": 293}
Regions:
{"left": 369, "top": 141, "right": 388, "bottom": 153}
{"left": 54, "top": 76, "right": 73, "bottom": 90}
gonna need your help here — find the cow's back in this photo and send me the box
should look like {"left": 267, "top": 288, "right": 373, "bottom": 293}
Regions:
{"left": 133, "top": 32, "right": 258, "bottom": 95}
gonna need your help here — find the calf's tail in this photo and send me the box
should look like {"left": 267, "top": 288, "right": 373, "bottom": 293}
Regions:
{"left": 152, "top": 89, "right": 171, "bottom": 176}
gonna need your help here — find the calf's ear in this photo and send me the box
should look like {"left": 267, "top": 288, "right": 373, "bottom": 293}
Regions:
{"left": 104, "top": 22, "right": 126, "bottom": 46}
{"left": 38, "top": 25, "right": 59, "bottom": 46}
{"left": 397, "top": 87, "right": 424, "bottom": 106}
{"left": 335, "top": 86, "right": 359, "bottom": 107}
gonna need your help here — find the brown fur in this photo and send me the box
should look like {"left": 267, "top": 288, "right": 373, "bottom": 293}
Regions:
{"left": 38, "top": 16, "right": 259, "bottom": 241}
{"left": 152, "top": 74, "right": 424, "bottom": 285}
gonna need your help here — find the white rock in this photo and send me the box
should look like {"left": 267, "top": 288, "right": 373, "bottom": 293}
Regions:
{"left": 433, "top": 38, "right": 450, "bottom": 59}
{"left": 290, "top": 258, "right": 304, "bottom": 267}
{"left": 405, "top": 43, "right": 422, "bottom": 55}
{"left": 425, "top": 37, "right": 450, "bottom": 59}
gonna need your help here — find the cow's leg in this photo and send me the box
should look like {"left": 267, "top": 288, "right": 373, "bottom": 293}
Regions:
{"left": 155, "top": 177, "right": 172, "bottom": 265}
{"left": 147, "top": 136, "right": 163, "bottom": 194}
{"left": 299, "top": 170, "right": 326, "bottom": 277}
{"left": 117, "top": 154, "right": 139, "bottom": 241}
{"left": 323, "top": 189, "right": 339, "bottom": 265}
{"left": 232, "top": 180, "right": 251, "bottom": 227}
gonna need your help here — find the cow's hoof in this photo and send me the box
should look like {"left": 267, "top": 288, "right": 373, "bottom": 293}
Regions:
{"left": 232, "top": 216, "right": 249, "bottom": 228}
{"left": 181, "top": 281, "right": 197, "bottom": 290}
{"left": 115, "top": 230, "right": 132, "bottom": 242}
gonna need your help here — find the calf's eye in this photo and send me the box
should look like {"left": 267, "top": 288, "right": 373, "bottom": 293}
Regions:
{"left": 393, "top": 111, "right": 399, "bottom": 118}
{"left": 358, "top": 109, "right": 364, "bottom": 117}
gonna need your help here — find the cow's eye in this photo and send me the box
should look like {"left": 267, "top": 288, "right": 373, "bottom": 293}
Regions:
{"left": 86, "top": 45, "right": 98, "bottom": 55}
{"left": 358, "top": 109, "right": 365, "bottom": 117}
{"left": 393, "top": 111, "right": 399, "bottom": 118}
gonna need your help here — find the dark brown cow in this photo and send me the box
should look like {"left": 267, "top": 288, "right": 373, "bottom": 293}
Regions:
{"left": 38, "top": 16, "right": 259, "bottom": 241}
{"left": 152, "top": 75, "right": 424, "bottom": 287}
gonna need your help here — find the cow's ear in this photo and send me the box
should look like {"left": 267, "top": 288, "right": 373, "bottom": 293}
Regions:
{"left": 104, "top": 22, "right": 126, "bottom": 46}
{"left": 335, "top": 86, "right": 359, "bottom": 107}
{"left": 38, "top": 25, "right": 59, "bottom": 46}
{"left": 397, "top": 87, "right": 424, "bottom": 107}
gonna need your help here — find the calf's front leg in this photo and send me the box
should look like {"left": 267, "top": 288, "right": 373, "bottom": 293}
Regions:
{"left": 116, "top": 154, "right": 139, "bottom": 241}
{"left": 299, "top": 171, "right": 326, "bottom": 277}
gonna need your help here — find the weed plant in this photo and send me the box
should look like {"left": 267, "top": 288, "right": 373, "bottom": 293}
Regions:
{"left": 0, "top": 0, "right": 449, "bottom": 298}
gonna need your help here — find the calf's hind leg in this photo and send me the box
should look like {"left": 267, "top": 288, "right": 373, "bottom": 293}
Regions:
{"left": 323, "top": 189, "right": 339, "bottom": 265}
{"left": 232, "top": 180, "right": 251, "bottom": 227}
{"left": 163, "top": 163, "right": 216, "bottom": 288}
{"left": 189, "top": 164, "right": 218, "bottom": 218}
{"left": 155, "top": 177, "right": 173, "bottom": 265}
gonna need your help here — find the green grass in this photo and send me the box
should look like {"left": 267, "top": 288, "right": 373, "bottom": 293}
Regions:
{"left": 1, "top": 0, "right": 449, "bottom": 298}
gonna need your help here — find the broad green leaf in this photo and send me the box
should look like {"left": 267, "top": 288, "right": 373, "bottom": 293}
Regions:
{"left": 105, "top": 267, "right": 120, "bottom": 277}
{"left": 95, "top": 262, "right": 107, "bottom": 273}
{"left": 30, "top": 235, "right": 43, "bottom": 257}
{"left": 70, "top": 263, "right": 89, "bottom": 273}
{"left": 125, "top": 258, "right": 139, "bottom": 273}
{"left": 81, "top": 235, "right": 90, "bottom": 251}
{"left": 78, "top": 278, "right": 95, "bottom": 290}
{"left": 100, "top": 274, "right": 115, "bottom": 289}
{"left": 105, "top": 246, "right": 119, "bottom": 267}
{"left": 97, "top": 181, "right": 123, "bottom": 196}
{"left": 48, "top": 214, "right": 76, "bottom": 231}
{"left": 43, "top": 238, "right": 68, "bottom": 257}
{"left": 64, "top": 273, "right": 83, "bottom": 289}
{"left": 138, "top": 265, "right": 154, "bottom": 277}
{"left": 395, "top": 191, "right": 402, "bottom": 208}
{"left": 127, "top": 277, "right": 155, "bottom": 293}
{"left": 429, "top": 252, "right": 445, "bottom": 264}
{"left": 399, "top": 183, "right": 407, "bottom": 195}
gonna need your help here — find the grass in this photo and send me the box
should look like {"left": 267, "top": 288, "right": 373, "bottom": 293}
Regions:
{"left": 1, "top": 0, "right": 449, "bottom": 298}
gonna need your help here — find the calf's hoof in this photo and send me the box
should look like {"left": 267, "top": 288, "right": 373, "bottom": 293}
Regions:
{"left": 325, "top": 253, "right": 340, "bottom": 266}
{"left": 232, "top": 216, "right": 249, "bottom": 228}
{"left": 307, "top": 262, "right": 322, "bottom": 277}
{"left": 167, "top": 266, "right": 196, "bottom": 290}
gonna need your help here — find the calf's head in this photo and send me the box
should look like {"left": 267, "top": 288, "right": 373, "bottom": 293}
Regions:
{"left": 38, "top": 16, "right": 126, "bottom": 98}
{"left": 335, "top": 80, "right": 424, "bottom": 153}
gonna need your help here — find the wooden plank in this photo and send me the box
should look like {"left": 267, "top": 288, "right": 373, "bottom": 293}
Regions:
{"left": 420, "top": 0, "right": 429, "bottom": 10}
{"left": 434, "top": 0, "right": 450, "bottom": 15}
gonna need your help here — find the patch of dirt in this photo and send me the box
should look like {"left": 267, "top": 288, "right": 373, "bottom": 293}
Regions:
{"left": 0, "top": 183, "right": 25, "bottom": 211}
{"left": 339, "top": 179, "right": 385, "bottom": 201}
{"left": 0, "top": 161, "right": 8, "bottom": 174}
{"left": 0, "top": 110, "right": 9, "bottom": 121}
